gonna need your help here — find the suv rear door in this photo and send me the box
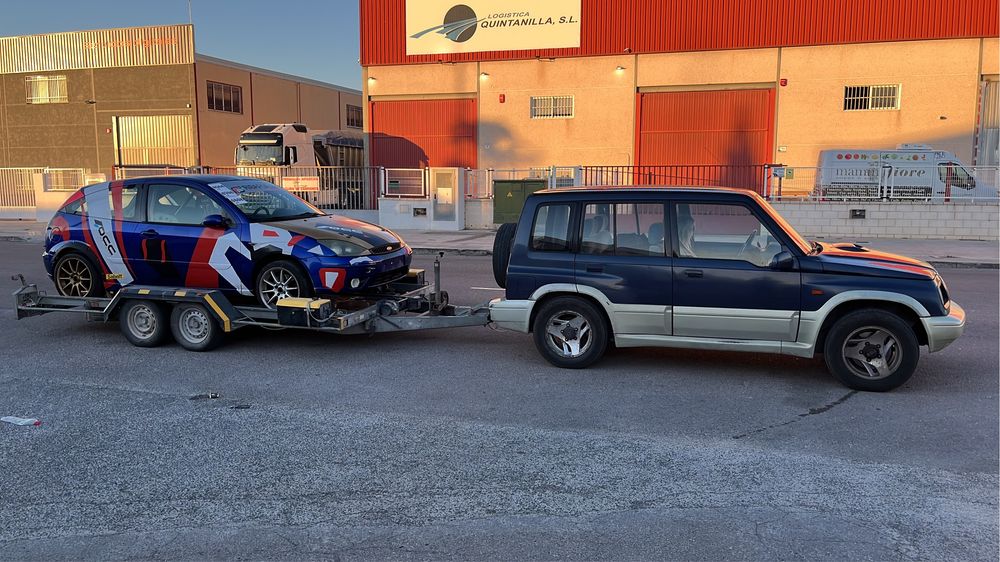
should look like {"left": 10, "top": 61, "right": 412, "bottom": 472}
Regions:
{"left": 671, "top": 200, "right": 800, "bottom": 341}
{"left": 575, "top": 201, "right": 672, "bottom": 335}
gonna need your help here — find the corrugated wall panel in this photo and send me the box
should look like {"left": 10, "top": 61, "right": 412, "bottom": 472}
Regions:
{"left": 369, "top": 99, "right": 477, "bottom": 168}
{"left": 0, "top": 25, "right": 194, "bottom": 74}
{"left": 113, "top": 115, "right": 196, "bottom": 167}
{"left": 636, "top": 89, "right": 774, "bottom": 186}
{"left": 361, "top": 0, "right": 998, "bottom": 66}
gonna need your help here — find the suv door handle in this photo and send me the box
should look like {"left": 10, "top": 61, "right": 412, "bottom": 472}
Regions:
{"left": 683, "top": 269, "right": 703, "bottom": 278}
{"left": 141, "top": 229, "right": 159, "bottom": 238}
{"left": 586, "top": 264, "right": 604, "bottom": 273}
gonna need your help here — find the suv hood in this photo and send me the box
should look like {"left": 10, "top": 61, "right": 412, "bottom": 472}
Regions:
{"left": 815, "top": 242, "right": 936, "bottom": 280}
{"left": 263, "top": 214, "right": 404, "bottom": 252}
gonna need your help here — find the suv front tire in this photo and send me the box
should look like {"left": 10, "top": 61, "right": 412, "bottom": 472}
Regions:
{"left": 823, "top": 308, "right": 920, "bottom": 392}
{"left": 532, "top": 296, "right": 609, "bottom": 369}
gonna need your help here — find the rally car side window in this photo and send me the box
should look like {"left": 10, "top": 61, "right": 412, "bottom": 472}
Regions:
{"left": 146, "top": 184, "right": 230, "bottom": 226}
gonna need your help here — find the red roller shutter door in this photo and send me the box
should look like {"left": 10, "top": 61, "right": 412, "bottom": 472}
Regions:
{"left": 635, "top": 89, "right": 775, "bottom": 189}
{"left": 369, "top": 99, "right": 477, "bottom": 168}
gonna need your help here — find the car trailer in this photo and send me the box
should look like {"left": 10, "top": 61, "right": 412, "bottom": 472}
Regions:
{"left": 11, "top": 257, "right": 491, "bottom": 351}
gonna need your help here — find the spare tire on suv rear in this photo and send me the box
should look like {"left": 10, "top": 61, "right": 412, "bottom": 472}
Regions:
{"left": 492, "top": 223, "right": 517, "bottom": 288}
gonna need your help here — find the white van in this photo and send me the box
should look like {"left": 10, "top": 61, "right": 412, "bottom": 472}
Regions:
{"left": 816, "top": 144, "right": 988, "bottom": 199}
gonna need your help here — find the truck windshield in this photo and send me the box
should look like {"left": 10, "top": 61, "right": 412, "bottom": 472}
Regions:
{"left": 209, "top": 180, "right": 322, "bottom": 222}
{"left": 237, "top": 144, "right": 283, "bottom": 165}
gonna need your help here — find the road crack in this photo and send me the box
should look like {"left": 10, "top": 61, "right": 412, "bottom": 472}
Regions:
{"left": 732, "top": 390, "right": 859, "bottom": 440}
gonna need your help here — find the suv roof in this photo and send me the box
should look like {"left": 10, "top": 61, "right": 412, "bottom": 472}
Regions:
{"left": 531, "top": 186, "right": 761, "bottom": 198}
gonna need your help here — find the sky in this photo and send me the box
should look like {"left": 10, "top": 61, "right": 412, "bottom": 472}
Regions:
{"left": 0, "top": 0, "right": 363, "bottom": 89}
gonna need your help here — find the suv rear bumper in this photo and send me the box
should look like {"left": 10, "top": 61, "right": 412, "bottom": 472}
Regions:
{"left": 921, "top": 301, "right": 966, "bottom": 353}
{"left": 489, "top": 298, "right": 532, "bottom": 332}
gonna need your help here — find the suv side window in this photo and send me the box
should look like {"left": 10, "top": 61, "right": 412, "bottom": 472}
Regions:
{"left": 582, "top": 203, "right": 666, "bottom": 257}
{"left": 147, "top": 184, "right": 230, "bottom": 226}
{"left": 530, "top": 203, "right": 572, "bottom": 251}
{"left": 676, "top": 203, "right": 783, "bottom": 267}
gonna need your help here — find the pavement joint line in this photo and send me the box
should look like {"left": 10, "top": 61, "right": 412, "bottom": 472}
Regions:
{"left": 14, "top": 372, "right": 998, "bottom": 482}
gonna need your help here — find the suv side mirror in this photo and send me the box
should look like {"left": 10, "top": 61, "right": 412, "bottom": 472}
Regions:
{"left": 770, "top": 250, "right": 795, "bottom": 270}
{"left": 203, "top": 214, "right": 230, "bottom": 229}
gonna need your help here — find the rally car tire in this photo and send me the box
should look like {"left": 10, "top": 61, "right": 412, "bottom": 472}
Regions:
{"left": 255, "top": 259, "right": 313, "bottom": 309}
{"left": 53, "top": 250, "right": 103, "bottom": 298}
{"left": 492, "top": 223, "right": 517, "bottom": 289}
{"left": 170, "top": 303, "right": 225, "bottom": 352}
{"left": 823, "top": 308, "right": 919, "bottom": 392}
{"left": 119, "top": 299, "right": 171, "bottom": 348}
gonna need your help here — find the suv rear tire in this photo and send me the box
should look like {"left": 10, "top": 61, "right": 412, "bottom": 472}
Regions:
{"left": 492, "top": 223, "right": 516, "bottom": 288}
{"left": 823, "top": 308, "right": 919, "bottom": 392}
{"left": 532, "top": 296, "right": 609, "bottom": 369}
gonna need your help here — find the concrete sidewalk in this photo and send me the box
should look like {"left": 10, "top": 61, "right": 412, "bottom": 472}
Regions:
{"left": 2, "top": 220, "right": 996, "bottom": 268}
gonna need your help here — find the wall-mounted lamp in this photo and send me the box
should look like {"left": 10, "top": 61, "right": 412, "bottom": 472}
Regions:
{"left": 480, "top": 72, "right": 490, "bottom": 79}
{"left": 367, "top": 76, "right": 377, "bottom": 82}
{"left": 84, "top": 99, "right": 97, "bottom": 105}
{"left": 615, "top": 66, "right": 626, "bottom": 72}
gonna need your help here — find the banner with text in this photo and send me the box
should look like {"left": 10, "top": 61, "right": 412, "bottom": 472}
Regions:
{"left": 406, "top": 0, "right": 581, "bottom": 56}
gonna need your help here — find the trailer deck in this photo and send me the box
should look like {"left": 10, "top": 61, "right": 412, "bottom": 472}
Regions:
{"left": 12, "top": 258, "right": 492, "bottom": 350}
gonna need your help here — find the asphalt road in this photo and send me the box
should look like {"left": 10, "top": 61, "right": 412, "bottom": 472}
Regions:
{"left": 0, "top": 240, "right": 997, "bottom": 560}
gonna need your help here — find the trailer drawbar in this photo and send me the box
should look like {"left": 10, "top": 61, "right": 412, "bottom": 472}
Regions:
{"left": 12, "top": 256, "right": 491, "bottom": 351}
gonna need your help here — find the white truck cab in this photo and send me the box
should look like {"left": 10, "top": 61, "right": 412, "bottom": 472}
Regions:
{"left": 236, "top": 123, "right": 363, "bottom": 168}
{"left": 817, "top": 144, "right": 988, "bottom": 199}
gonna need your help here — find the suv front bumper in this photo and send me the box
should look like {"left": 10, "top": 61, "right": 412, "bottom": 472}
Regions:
{"left": 921, "top": 301, "right": 966, "bottom": 353}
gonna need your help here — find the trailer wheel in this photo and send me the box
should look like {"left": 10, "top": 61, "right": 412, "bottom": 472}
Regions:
{"left": 119, "top": 300, "right": 171, "bottom": 347}
{"left": 492, "top": 223, "right": 517, "bottom": 288}
{"left": 170, "top": 303, "right": 224, "bottom": 351}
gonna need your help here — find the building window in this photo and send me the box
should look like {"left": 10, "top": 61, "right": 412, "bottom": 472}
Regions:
{"left": 346, "top": 104, "right": 363, "bottom": 128}
{"left": 843, "top": 84, "right": 900, "bottom": 111}
{"left": 207, "top": 81, "right": 242, "bottom": 113}
{"left": 26, "top": 75, "right": 67, "bottom": 104}
{"left": 530, "top": 95, "right": 574, "bottom": 119}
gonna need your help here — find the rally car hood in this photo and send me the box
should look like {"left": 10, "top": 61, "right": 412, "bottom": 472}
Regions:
{"left": 814, "top": 242, "right": 937, "bottom": 280}
{"left": 263, "top": 214, "right": 404, "bottom": 251}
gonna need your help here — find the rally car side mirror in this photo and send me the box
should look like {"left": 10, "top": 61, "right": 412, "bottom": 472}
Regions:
{"left": 203, "top": 214, "right": 230, "bottom": 229}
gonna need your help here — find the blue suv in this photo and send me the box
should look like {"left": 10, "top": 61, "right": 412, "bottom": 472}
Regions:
{"left": 489, "top": 187, "right": 965, "bottom": 391}
{"left": 43, "top": 175, "right": 411, "bottom": 308}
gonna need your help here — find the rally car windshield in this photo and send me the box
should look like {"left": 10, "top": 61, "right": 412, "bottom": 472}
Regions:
{"left": 210, "top": 180, "right": 323, "bottom": 222}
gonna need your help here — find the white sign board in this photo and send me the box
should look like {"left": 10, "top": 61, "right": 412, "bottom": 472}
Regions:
{"left": 406, "top": 0, "right": 581, "bottom": 56}
{"left": 282, "top": 176, "right": 321, "bottom": 192}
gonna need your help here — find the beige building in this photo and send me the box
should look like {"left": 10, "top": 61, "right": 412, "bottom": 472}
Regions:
{"left": 360, "top": 0, "right": 999, "bottom": 194}
{"left": 0, "top": 24, "right": 361, "bottom": 173}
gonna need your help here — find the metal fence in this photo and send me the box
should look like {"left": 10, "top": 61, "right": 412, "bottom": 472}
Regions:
{"left": 579, "top": 165, "right": 769, "bottom": 194}
{"left": 117, "top": 165, "right": 385, "bottom": 210}
{"left": 0, "top": 168, "right": 41, "bottom": 209}
{"left": 766, "top": 165, "right": 1000, "bottom": 201}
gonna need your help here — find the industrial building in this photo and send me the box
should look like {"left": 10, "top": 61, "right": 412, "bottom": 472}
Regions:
{"left": 0, "top": 24, "right": 361, "bottom": 173}
{"left": 360, "top": 0, "right": 999, "bottom": 188}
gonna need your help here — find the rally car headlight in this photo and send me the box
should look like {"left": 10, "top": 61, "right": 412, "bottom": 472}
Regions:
{"left": 319, "top": 239, "right": 369, "bottom": 257}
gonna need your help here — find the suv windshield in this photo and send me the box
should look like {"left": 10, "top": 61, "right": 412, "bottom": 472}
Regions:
{"left": 208, "top": 180, "right": 322, "bottom": 222}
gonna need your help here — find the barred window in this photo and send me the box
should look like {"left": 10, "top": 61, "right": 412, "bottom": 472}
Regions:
{"left": 207, "top": 81, "right": 243, "bottom": 113}
{"left": 26, "top": 75, "right": 67, "bottom": 104}
{"left": 530, "top": 95, "right": 574, "bottom": 119}
{"left": 346, "top": 104, "right": 363, "bottom": 128}
{"left": 844, "top": 84, "right": 900, "bottom": 111}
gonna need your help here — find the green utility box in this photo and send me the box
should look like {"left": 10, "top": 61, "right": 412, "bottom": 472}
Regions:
{"left": 493, "top": 179, "right": 547, "bottom": 224}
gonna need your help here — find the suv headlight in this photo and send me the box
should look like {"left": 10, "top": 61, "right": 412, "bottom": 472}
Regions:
{"left": 319, "top": 239, "right": 369, "bottom": 257}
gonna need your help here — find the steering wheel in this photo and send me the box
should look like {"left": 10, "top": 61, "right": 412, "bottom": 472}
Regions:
{"left": 737, "top": 232, "right": 757, "bottom": 258}
{"left": 251, "top": 207, "right": 270, "bottom": 218}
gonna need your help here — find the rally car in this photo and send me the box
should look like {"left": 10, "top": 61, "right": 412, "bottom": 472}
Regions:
{"left": 43, "top": 175, "right": 412, "bottom": 307}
